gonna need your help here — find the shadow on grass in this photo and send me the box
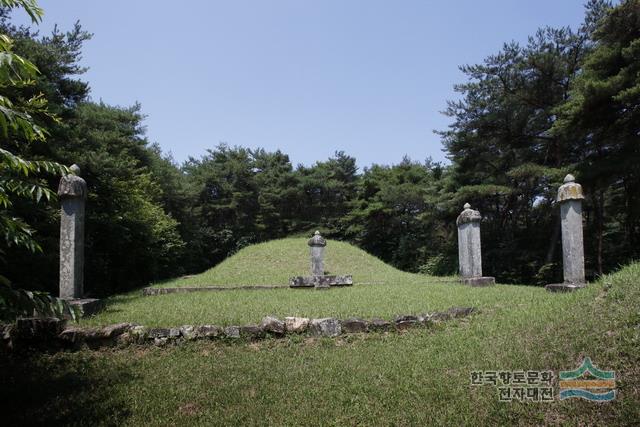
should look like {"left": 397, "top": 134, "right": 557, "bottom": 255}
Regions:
{"left": 0, "top": 350, "right": 135, "bottom": 426}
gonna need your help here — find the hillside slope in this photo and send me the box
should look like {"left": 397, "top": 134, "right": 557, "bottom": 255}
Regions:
{"left": 156, "top": 237, "right": 428, "bottom": 287}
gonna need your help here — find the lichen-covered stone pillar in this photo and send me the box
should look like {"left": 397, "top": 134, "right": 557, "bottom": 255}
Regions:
{"left": 546, "top": 174, "right": 586, "bottom": 292}
{"left": 58, "top": 164, "right": 87, "bottom": 299}
{"left": 456, "top": 203, "right": 495, "bottom": 287}
{"left": 308, "top": 230, "right": 326, "bottom": 276}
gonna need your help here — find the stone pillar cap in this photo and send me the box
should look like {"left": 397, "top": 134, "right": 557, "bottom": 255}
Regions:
{"left": 308, "top": 230, "right": 327, "bottom": 247}
{"left": 58, "top": 165, "right": 87, "bottom": 199}
{"left": 456, "top": 203, "right": 481, "bottom": 226}
{"left": 557, "top": 174, "right": 584, "bottom": 202}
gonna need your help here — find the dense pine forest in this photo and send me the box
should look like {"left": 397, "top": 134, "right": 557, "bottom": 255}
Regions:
{"left": 2, "top": 0, "right": 639, "bottom": 297}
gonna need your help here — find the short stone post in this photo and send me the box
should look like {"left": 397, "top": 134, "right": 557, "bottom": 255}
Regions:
{"left": 456, "top": 203, "right": 495, "bottom": 286}
{"left": 58, "top": 165, "right": 101, "bottom": 315}
{"left": 546, "top": 174, "right": 586, "bottom": 292}
{"left": 308, "top": 230, "right": 326, "bottom": 276}
{"left": 289, "top": 230, "right": 353, "bottom": 289}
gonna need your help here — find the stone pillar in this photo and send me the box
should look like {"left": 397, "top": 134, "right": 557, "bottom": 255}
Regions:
{"left": 289, "top": 230, "right": 352, "bottom": 289}
{"left": 456, "top": 203, "right": 495, "bottom": 286}
{"left": 58, "top": 164, "right": 87, "bottom": 299}
{"left": 308, "top": 230, "right": 326, "bottom": 276}
{"left": 546, "top": 174, "right": 586, "bottom": 292}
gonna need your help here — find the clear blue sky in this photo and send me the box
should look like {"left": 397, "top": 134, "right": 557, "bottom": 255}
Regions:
{"left": 13, "top": 1, "right": 587, "bottom": 168}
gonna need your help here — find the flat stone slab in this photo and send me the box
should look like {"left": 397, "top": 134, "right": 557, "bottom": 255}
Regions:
{"left": 68, "top": 298, "right": 103, "bottom": 317}
{"left": 143, "top": 285, "right": 287, "bottom": 296}
{"left": 289, "top": 275, "right": 353, "bottom": 288}
{"left": 460, "top": 277, "right": 495, "bottom": 287}
{"left": 545, "top": 283, "right": 587, "bottom": 293}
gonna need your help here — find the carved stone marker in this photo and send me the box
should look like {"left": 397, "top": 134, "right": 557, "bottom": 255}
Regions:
{"left": 58, "top": 165, "right": 101, "bottom": 315}
{"left": 59, "top": 164, "right": 87, "bottom": 299}
{"left": 289, "top": 230, "right": 353, "bottom": 289}
{"left": 308, "top": 230, "right": 326, "bottom": 276}
{"left": 546, "top": 174, "right": 586, "bottom": 292}
{"left": 456, "top": 203, "right": 495, "bottom": 286}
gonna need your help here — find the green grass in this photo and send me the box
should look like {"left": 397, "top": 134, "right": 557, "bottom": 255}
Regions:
{"left": 84, "top": 237, "right": 465, "bottom": 327}
{"left": 2, "top": 239, "right": 639, "bottom": 425}
{"left": 152, "top": 237, "right": 417, "bottom": 287}
{"left": 85, "top": 281, "right": 540, "bottom": 328}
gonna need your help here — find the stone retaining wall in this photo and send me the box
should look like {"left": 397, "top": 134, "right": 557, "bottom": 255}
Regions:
{"left": 0, "top": 306, "right": 476, "bottom": 352}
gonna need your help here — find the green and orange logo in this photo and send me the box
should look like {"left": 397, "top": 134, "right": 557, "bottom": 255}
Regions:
{"left": 559, "top": 358, "right": 615, "bottom": 401}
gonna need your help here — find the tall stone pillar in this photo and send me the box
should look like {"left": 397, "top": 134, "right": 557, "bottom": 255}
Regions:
{"left": 58, "top": 164, "right": 87, "bottom": 299}
{"left": 456, "top": 203, "right": 495, "bottom": 286}
{"left": 308, "top": 230, "right": 326, "bottom": 276}
{"left": 546, "top": 174, "right": 586, "bottom": 292}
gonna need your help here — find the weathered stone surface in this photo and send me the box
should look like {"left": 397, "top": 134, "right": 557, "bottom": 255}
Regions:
{"left": 368, "top": 318, "right": 392, "bottom": 331}
{"left": 545, "top": 283, "right": 586, "bottom": 293}
{"left": 447, "top": 307, "right": 476, "bottom": 318}
{"left": 395, "top": 315, "right": 419, "bottom": 322}
{"left": 560, "top": 198, "right": 586, "bottom": 285}
{"left": 224, "top": 326, "right": 241, "bottom": 339}
{"left": 430, "top": 312, "right": 452, "bottom": 322}
{"left": 289, "top": 275, "right": 353, "bottom": 288}
{"left": 457, "top": 203, "right": 485, "bottom": 280}
{"left": 308, "top": 230, "right": 327, "bottom": 276}
{"left": 58, "top": 326, "right": 96, "bottom": 344}
{"left": 547, "top": 175, "right": 586, "bottom": 292}
{"left": 240, "top": 325, "right": 263, "bottom": 339}
{"left": 196, "top": 325, "right": 222, "bottom": 338}
{"left": 99, "top": 322, "right": 133, "bottom": 339}
{"left": 57, "top": 165, "right": 87, "bottom": 199}
{"left": 456, "top": 203, "right": 482, "bottom": 225}
{"left": 180, "top": 325, "right": 197, "bottom": 340}
{"left": 460, "top": 277, "right": 495, "bottom": 287}
{"left": 417, "top": 313, "right": 432, "bottom": 324}
{"left": 154, "top": 337, "right": 169, "bottom": 346}
{"left": 260, "top": 316, "right": 285, "bottom": 335}
{"left": 284, "top": 317, "right": 309, "bottom": 333}
{"left": 142, "top": 285, "right": 286, "bottom": 296}
{"left": 4, "top": 304, "right": 483, "bottom": 352}
{"left": 117, "top": 325, "right": 147, "bottom": 345}
{"left": 67, "top": 298, "right": 104, "bottom": 318}
{"left": 147, "top": 328, "right": 171, "bottom": 339}
{"left": 58, "top": 324, "right": 126, "bottom": 347}
{"left": 58, "top": 165, "right": 87, "bottom": 299}
{"left": 556, "top": 174, "right": 585, "bottom": 202}
{"left": 341, "top": 318, "right": 368, "bottom": 333}
{"left": 395, "top": 315, "right": 419, "bottom": 330}
{"left": 309, "top": 318, "right": 341, "bottom": 337}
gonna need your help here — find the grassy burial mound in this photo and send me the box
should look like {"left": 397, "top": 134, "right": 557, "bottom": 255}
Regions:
{"left": 154, "top": 237, "right": 421, "bottom": 287}
{"left": 81, "top": 238, "right": 467, "bottom": 326}
{"left": 6, "top": 263, "right": 640, "bottom": 425}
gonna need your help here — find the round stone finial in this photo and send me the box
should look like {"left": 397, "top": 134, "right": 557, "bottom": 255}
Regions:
{"left": 308, "top": 230, "right": 326, "bottom": 247}
{"left": 457, "top": 205, "right": 482, "bottom": 226}
{"left": 557, "top": 174, "right": 584, "bottom": 202}
{"left": 58, "top": 168, "right": 87, "bottom": 199}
